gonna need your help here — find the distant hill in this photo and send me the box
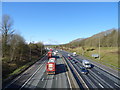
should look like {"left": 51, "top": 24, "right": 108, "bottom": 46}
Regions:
{"left": 63, "top": 28, "right": 118, "bottom": 47}
{"left": 70, "top": 38, "right": 85, "bottom": 43}
{"left": 88, "top": 29, "right": 115, "bottom": 39}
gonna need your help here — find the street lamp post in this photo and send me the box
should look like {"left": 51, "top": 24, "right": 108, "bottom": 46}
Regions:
{"left": 29, "top": 37, "right": 32, "bottom": 61}
{"left": 41, "top": 41, "right": 43, "bottom": 55}
{"left": 29, "top": 43, "right": 31, "bottom": 61}
{"left": 99, "top": 36, "right": 100, "bottom": 60}
{"left": 41, "top": 44, "right": 42, "bottom": 55}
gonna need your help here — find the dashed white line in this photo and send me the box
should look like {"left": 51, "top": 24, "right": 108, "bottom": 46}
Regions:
{"left": 43, "top": 76, "right": 48, "bottom": 88}
{"left": 41, "top": 78, "right": 44, "bottom": 81}
{"left": 61, "top": 55, "right": 72, "bottom": 88}
{"left": 90, "top": 70, "right": 113, "bottom": 88}
{"left": 19, "top": 61, "right": 45, "bottom": 89}
{"left": 66, "top": 57, "right": 88, "bottom": 88}
{"left": 90, "top": 62, "right": 120, "bottom": 79}
{"left": 99, "top": 83, "right": 104, "bottom": 88}
{"left": 56, "top": 77, "right": 57, "bottom": 81}
{"left": 4, "top": 55, "right": 47, "bottom": 90}
{"left": 84, "top": 75, "right": 97, "bottom": 88}
{"left": 114, "top": 83, "right": 120, "bottom": 88}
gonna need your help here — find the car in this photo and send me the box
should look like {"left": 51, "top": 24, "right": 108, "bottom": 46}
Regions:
{"left": 73, "top": 52, "right": 76, "bottom": 56}
{"left": 55, "top": 50, "right": 58, "bottom": 53}
{"left": 82, "top": 60, "right": 91, "bottom": 69}
{"left": 72, "top": 60, "right": 78, "bottom": 64}
{"left": 71, "top": 60, "right": 77, "bottom": 64}
{"left": 68, "top": 56, "right": 72, "bottom": 60}
{"left": 80, "top": 67, "right": 89, "bottom": 75}
{"left": 74, "top": 60, "right": 78, "bottom": 64}
{"left": 68, "top": 54, "right": 70, "bottom": 56}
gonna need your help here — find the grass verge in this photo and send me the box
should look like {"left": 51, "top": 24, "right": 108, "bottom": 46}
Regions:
{"left": 66, "top": 47, "right": 119, "bottom": 71}
{"left": 2, "top": 54, "right": 46, "bottom": 88}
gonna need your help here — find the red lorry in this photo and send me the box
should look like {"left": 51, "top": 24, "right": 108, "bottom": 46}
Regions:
{"left": 47, "top": 51, "right": 52, "bottom": 59}
{"left": 46, "top": 58, "right": 56, "bottom": 74}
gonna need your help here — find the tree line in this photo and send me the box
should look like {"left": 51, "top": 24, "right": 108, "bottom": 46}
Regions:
{"left": 0, "top": 15, "right": 46, "bottom": 79}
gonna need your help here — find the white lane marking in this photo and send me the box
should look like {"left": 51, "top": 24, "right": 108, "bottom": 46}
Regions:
{"left": 60, "top": 54, "right": 72, "bottom": 88}
{"left": 19, "top": 61, "right": 45, "bottom": 89}
{"left": 75, "top": 63, "right": 97, "bottom": 88}
{"left": 84, "top": 75, "right": 97, "bottom": 88}
{"left": 56, "top": 77, "right": 57, "bottom": 81}
{"left": 70, "top": 52, "right": 120, "bottom": 79}
{"left": 99, "top": 83, "right": 104, "bottom": 88}
{"left": 62, "top": 59, "right": 72, "bottom": 88}
{"left": 43, "top": 76, "right": 48, "bottom": 88}
{"left": 114, "top": 83, "right": 120, "bottom": 88}
{"left": 41, "top": 78, "right": 44, "bottom": 81}
{"left": 90, "top": 61, "right": 120, "bottom": 79}
{"left": 4, "top": 55, "right": 47, "bottom": 89}
{"left": 63, "top": 55, "right": 88, "bottom": 88}
{"left": 90, "top": 70, "right": 113, "bottom": 88}
{"left": 26, "top": 65, "right": 46, "bottom": 88}
{"left": 66, "top": 72, "right": 72, "bottom": 88}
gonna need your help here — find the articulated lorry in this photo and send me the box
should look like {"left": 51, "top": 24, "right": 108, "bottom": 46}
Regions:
{"left": 46, "top": 58, "right": 56, "bottom": 74}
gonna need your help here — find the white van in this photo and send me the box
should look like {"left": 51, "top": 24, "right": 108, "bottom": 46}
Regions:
{"left": 73, "top": 52, "right": 76, "bottom": 56}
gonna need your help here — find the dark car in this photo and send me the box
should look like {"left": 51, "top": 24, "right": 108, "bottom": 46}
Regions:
{"left": 68, "top": 56, "right": 72, "bottom": 60}
{"left": 71, "top": 60, "right": 78, "bottom": 64}
{"left": 80, "top": 67, "right": 89, "bottom": 74}
{"left": 73, "top": 60, "right": 78, "bottom": 64}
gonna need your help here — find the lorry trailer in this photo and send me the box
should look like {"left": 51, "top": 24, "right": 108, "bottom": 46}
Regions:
{"left": 46, "top": 58, "right": 56, "bottom": 74}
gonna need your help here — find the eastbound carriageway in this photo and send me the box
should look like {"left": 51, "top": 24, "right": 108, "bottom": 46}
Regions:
{"left": 60, "top": 50, "right": 120, "bottom": 89}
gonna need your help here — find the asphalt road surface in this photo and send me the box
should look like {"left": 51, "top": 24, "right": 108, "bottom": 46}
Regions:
{"left": 3, "top": 54, "right": 70, "bottom": 89}
{"left": 60, "top": 50, "right": 120, "bottom": 89}
{"left": 3, "top": 50, "right": 120, "bottom": 89}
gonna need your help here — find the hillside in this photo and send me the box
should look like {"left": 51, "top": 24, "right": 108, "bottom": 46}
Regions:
{"left": 70, "top": 38, "right": 85, "bottom": 43}
{"left": 57, "top": 28, "right": 119, "bottom": 71}
{"left": 67, "top": 28, "right": 118, "bottom": 48}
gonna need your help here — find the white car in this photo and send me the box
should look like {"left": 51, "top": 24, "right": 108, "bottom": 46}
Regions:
{"left": 68, "top": 54, "right": 70, "bottom": 56}
{"left": 53, "top": 52, "right": 57, "bottom": 55}
{"left": 82, "top": 60, "right": 91, "bottom": 69}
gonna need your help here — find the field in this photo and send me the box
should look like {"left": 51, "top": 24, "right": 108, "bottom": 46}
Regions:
{"left": 68, "top": 47, "right": 119, "bottom": 71}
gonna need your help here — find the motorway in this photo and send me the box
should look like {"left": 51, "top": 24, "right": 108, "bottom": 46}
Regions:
{"left": 3, "top": 54, "right": 70, "bottom": 89}
{"left": 60, "top": 50, "right": 120, "bottom": 89}
{"left": 3, "top": 50, "right": 120, "bottom": 89}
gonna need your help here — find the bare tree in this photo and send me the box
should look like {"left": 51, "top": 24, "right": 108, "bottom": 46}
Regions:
{"left": 10, "top": 34, "right": 25, "bottom": 61}
{"left": 36, "top": 42, "right": 44, "bottom": 55}
{"left": 0, "top": 14, "right": 14, "bottom": 57}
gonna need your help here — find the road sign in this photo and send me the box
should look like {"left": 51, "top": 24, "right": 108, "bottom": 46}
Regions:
{"left": 92, "top": 54, "right": 99, "bottom": 58}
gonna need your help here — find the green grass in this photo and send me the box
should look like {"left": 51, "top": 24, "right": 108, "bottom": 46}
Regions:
{"left": 3, "top": 53, "right": 47, "bottom": 87}
{"left": 4, "top": 54, "right": 45, "bottom": 80}
{"left": 67, "top": 47, "right": 119, "bottom": 71}
{"left": 5, "top": 61, "right": 33, "bottom": 80}
{"left": 8, "top": 62, "right": 31, "bottom": 76}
